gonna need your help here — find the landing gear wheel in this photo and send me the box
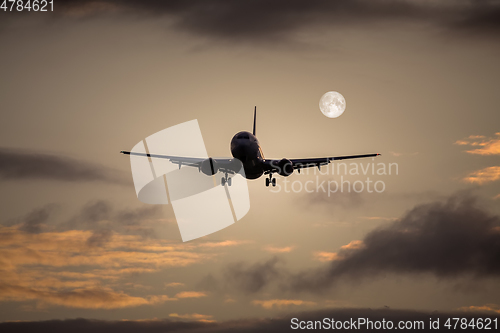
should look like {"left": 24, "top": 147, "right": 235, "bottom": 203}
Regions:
{"left": 221, "top": 177, "right": 226, "bottom": 186}
{"left": 272, "top": 178, "right": 276, "bottom": 187}
{"left": 265, "top": 178, "right": 270, "bottom": 187}
{"left": 227, "top": 178, "right": 232, "bottom": 186}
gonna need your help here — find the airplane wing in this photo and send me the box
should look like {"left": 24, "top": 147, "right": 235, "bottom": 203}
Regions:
{"left": 263, "top": 153, "right": 381, "bottom": 174}
{"left": 120, "top": 151, "right": 240, "bottom": 174}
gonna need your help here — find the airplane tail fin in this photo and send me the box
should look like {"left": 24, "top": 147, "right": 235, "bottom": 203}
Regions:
{"left": 253, "top": 106, "right": 256, "bottom": 136}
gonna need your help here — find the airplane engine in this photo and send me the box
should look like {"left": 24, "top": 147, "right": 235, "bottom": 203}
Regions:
{"left": 278, "top": 158, "right": 294, "bottom": 177}
{"left": 200, "top": 158, "right": 219, "bottom": 176}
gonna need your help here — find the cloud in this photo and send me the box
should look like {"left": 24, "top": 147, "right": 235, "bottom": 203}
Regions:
{"left": 252, "top": 299, "right": 316, "bottom": 309}
{"left": 8, "top": 0, "right": 500, "bottom": 43}
{"left": 263, "top": 246, "right": 294, "bottom": 253}
{"left": 289, "top": 193, "right": 500, "bottom": 292}
{"left": 222, "top": 257, "right": 284, "bottom": 294}
{"left": 86, "top": 229, "right": 113, "bottom": 247}
{"left": 0, "top": 226, "right": 215, "bottom": 309}
{"left": 459, "top": 304, "right": 500, "bottom": 314}
{"left": 204, "top": 193, "right": 500, "bottom": 294}
{"left": 14, "top": 204, "right": 58, "bottom": 234}
{"left": 169, "top": 313, "right": 214, "bottom": 322}
{"left": 198, "top": 240, "right": 248, "bottom": 248}
{"left": 0, "top": 148, "right": 127, "bottom": 184}
{"left": 314, "top": 252, "right": 341, "bottom": 262}
{"left": 165, "top": 282, "right": 185, "bottom": 288}
{"left": 174, "top": 291, "right": 207, "bottom": 299}
{"left": 0, "top": 284, "right": 173, "bottom": 309}
{"left": 313, "top": 242, "right": 364, "bottom": 262}
{"left": 0, "top": 308, "right": 496, "bottom": 332}
{"left": 64, "top": 200, "right": 164, "bottom": 240}
{"left": 455, "top": 133, "right": 500, "bottom": 155}
{"left": 463, "top": 166, "right": 500, "bottom": 184}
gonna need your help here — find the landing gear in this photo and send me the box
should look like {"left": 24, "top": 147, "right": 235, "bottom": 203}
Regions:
{"left": 265, "top": 174, "right": 276, "bottom": 187}
{"left": 221, "top": 173, "right": 232, "bottom": 186}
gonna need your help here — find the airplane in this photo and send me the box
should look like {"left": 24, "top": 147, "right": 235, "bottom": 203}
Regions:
{"left": 120, "top": 107, "right": 380, "bottom": 187}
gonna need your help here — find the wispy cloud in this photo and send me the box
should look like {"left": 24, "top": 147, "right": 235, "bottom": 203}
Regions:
{"left": 165, "top": 282, "right": 185, "bottom": 288}
{"left": 455, "top": 133, "right": 500, "bottom": 155}
{"left": 0, "top": 148, "right": 127, "bottom": 184}
{"left": 314, "top": 252, "right": 341, "bottom": 262}
{"left": 459, "top": 304, "right": 500, "bottom": 314}
{"left": 314, "top": 241, "right": 364, "bottom": 262}
{"left": 204, "top": 193, "right": 500, "bottom": 293}
{"left": 0, "top": 225, "right": 219, "bottom": 309}
{"left": 0, "top": 285, "right": 176, "bottom": 309}
{"left": 252, "top": 299, "right": 316, "bottom": 309}
{"left": 463, "top": 166, "right": 500, "bottom": 184}
{"left": 263, "top": 246, "right": 294, "bottom": 253}
{"left": 198, "top": 240, "right": 249, "bottom": 248}
{"left": 169, "top": 313, "right": 214, "bottom": 322}
{"left": 174, "top": 291, "right": 207, "bottom": 299}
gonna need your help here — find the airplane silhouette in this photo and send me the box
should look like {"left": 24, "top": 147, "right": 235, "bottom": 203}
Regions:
{"left": 121, "top": 107, "right": 380, "bottom": 187}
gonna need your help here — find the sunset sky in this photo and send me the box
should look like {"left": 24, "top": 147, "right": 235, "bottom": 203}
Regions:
{"left": 1, "top": 1, "right": 499, "bottom": 331}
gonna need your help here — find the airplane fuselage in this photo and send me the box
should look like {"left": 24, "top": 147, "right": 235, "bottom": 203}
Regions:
{"left": 230, "top": 131, "right": 265, "bottom": 179}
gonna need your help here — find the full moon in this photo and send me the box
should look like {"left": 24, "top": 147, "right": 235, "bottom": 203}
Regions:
{"left": 319, "top": 91, "right": 346, "bottom": 118}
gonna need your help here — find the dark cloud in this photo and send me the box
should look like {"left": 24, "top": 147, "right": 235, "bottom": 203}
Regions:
{"left": 452, "top": 4, "right": 500, "bottom": 35}
{"left": 52, "top": 0, "right": 500, "bottom": 41}
{"left": 224, "top": 257, "right": 283, "bottom": 293}
{"left": 86, "top": 229, "right": 113, "bottom": 247}
{"left": 65, "top": 200, "right": 164, "bottom": 241}
{"left": 77, "top": 200, "right": 113, "bottom": 226}
{"left": 206, "top": 193, "right": 500, "bottom": 293}
{"left": 0, "top": 308, "right": 493, "bottom": 333}
{"left": 4, "top": 200, "right": 164, "bottom": 243}
{"left": 198, "top": 257, "right": 284, "bottom": 294}
{"left": 0, "top": 148, "right": 128, "bottom": 185}
{"left": 318, "top": 193, "right": 500, "bottom": 279}
{"left": 17, "top": 204, "right": 58, "bottom": 234}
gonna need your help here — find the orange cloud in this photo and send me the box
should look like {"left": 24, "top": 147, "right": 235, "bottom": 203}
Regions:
{"left": 0, "top": 226, "right": 235, "bottom": 310}
{"left": 314, "top": 241, "right": 364, "bottom": 262}
{"left": 463, "top": 166, "right": 500, "bottom": 184}
{"left": 340, "top": 240, "right": 364, "bottom": 250}
{"left": 169, "top": 313, "right": 215, "bottom": 322}
{"left": 252, "top": 299, "right": 316, "bottom": 309}
{"left": 455, "top": 133, "right": 500, "bottom": 155}
{"left": 0, "top": 283, "right": 177, "bottom": 309}
{"left": 165, "top": 282, "right": 185, "bottom": 288}
{"left": 263, "top": 246, "right": 294, "bottom": 253}
{"left": 459, "top": 304, "right": 500, "bottom": 314}
{"left": 174, "top": 291, "right": 207, "bottom": 299}
{"left": 197, "top": 240, "right": 248, "bottom": 248}
{"left": 314, "top": 251, "right": 341, "bottom": 262}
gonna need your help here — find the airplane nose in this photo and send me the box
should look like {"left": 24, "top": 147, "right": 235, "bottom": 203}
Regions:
{"left": 231, "top": 141, "right": 250, "bottom": 163}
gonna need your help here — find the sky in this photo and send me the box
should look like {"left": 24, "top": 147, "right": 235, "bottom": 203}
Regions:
{"left": 0, "top": 0, "right": 500, "bottom": 331}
